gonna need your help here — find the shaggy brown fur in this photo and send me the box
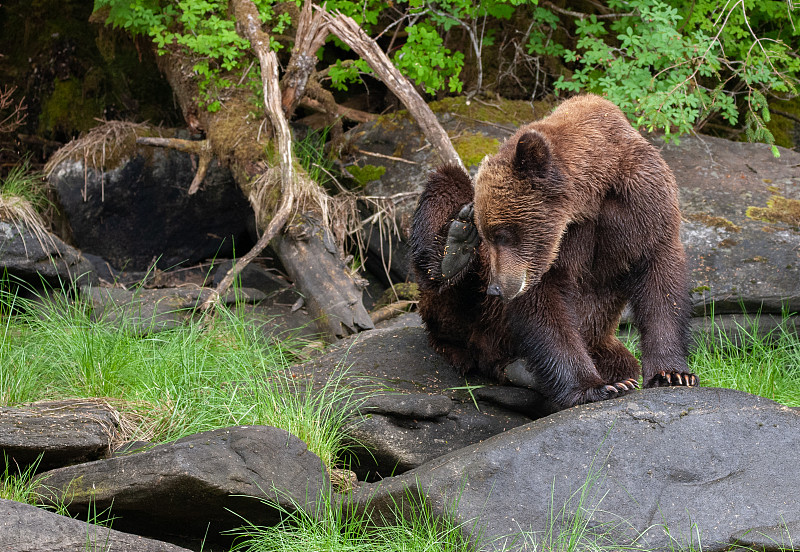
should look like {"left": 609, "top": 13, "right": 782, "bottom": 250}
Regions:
{"left": 411, "top": 94, "right": 696, "bottom": 407}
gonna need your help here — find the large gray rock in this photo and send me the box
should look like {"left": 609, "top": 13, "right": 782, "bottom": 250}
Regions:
{"left": 292, "top": 321, "right": 558, "bottom": 480}
{"left": 665, "top": 135, "right": 800, "bottom": 316}
{"left": 348, "top": 387, "right": 800, "bottom": 552}
{"left": 0, "top": 400, "right": 118, "bottom": 472}
{"left": 0, "top": 219, "right": 95, "bottom": 289}
{"left": 0, "top": 499, "right": 192, "bottom": 552}
{"left": 48, "top": 143, "right": 254, "bottom": 272}
{"left": 34, "top": 426, "right": 330, "bottom": 545}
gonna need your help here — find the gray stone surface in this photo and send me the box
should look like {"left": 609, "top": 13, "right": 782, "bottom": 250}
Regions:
{"left": 665, "top": 135, "right": 800, "bottom": 316}
{"left": 0, "top": 499, "right": 192, "bottom": 552}
{"left": 0, "top": 400, "right": 118, "bottom": 471}
{"left": 293, "top": 324, "right": 558, "bottom": 480}
{"left": 34, "top": 426, "right": 330, "bottom": 544}
{"left": 81, "top": 285, "right": 266, "bottom": 334}
{"left": 0, "top": 219, "right": 95, "bottom": 289}
{"left": 347, "top": 387, "right": 800, "bottom": 552}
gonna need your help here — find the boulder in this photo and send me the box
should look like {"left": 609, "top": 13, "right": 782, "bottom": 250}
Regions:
{"left": 0, "top": 219, "right": 95, "bottom": 289}
{"left": 0, "top": 499, "right": 192, "bottom": 552}
{"left": 292, "top": 320, "right": 558, "bottom": 480}
{"left": 664, "top": 135, "right": 800, "bottom": 317}
{"left": 348, "top": 387, "right": 800, "bottom": 552}
{"left": 48, "top": 144, "right": 254, "bottom": 272}
{"left": 0, "top": 399, "right": 118, "bottom": 472}
{"left": 34, "top": 426, "right": 330, "bottom": 545}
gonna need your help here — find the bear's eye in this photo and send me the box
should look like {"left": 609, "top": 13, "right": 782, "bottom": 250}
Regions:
{"left": 490, "top": 227, "right": 517, "bottom": 247}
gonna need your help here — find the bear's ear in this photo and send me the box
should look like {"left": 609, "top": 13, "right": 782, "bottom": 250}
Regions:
{"left": 513, "top": 130, "right": 551, "bottom": 178}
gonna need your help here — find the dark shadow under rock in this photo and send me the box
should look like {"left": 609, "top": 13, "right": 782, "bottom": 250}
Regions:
{"left": 0, "top": 499, "right": 193, "bottom": 552}
{"left": 34, "top": 426, "right": 330, "bottom": 548}
{"left": 0, "top": 399, "right": 118, "bottom": 472}
{"left": 346, "top": 387, "right": 800, "bottom": 552}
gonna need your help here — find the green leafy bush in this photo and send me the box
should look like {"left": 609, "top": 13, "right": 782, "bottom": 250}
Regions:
{"left": 92, "top": 0, "right": 798, "bottom": 150}
{"left": 555, "top": 0, "right": 799, "bottom": 153}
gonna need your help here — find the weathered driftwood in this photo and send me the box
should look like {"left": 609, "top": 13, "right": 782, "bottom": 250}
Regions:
{"left": 276, "top": 217, "right": 374, "bottom": 338}
{"left": 321, "top": 8, "right": 464, "bottom": 170}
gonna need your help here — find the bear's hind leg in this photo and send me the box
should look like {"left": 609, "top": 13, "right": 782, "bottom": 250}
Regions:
{"left": 589, "top": 336, "right": 640, "bottom": 388}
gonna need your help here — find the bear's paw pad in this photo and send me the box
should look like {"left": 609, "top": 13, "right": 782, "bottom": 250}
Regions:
{"left": 441, "top": 203, "right": 479, "bottom": 279}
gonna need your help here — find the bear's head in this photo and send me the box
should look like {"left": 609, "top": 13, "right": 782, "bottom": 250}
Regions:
{"left": 474, "top": 130, "right": 569, "bottom": 301}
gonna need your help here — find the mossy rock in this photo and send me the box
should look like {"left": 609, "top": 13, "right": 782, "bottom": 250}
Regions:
{"left": 685, "top": 213, "right": 741, "bottom": 232}
{"left": 430, "top": 96, "right": 554, "bottom": 125}
{"left": 767, "top": 97, "right": 800, "bottom": 150}
{"left": 746, "top": 195, "right": 800, "bottom": 228}
{"left": 348, "top": 164, "right": 387, "bottom": 186}
{"left": 373, "top": 282, "right": 419, "bottom": 310}
{"left": 452, "top": 133, "right": 501, "bottom": 168}
{"left": 38, "top": 78, "right": 105, "bottom": 137}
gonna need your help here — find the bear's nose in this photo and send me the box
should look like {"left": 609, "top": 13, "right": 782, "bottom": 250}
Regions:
{"left": 487, "top": 283, "right": 502, "bottom": 297}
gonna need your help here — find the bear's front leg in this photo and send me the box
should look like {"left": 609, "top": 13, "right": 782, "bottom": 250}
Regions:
{"left": 509, "top": 278, "right": 638, "bottom": 407}
{"left": 629, "top": 239, "right": 698, "bottom": 388}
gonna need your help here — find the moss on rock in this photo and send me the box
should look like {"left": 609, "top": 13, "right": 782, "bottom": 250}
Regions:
{"left": 452, "top": 132, "right": 500, "bottom": 167}
{"left": 348, "top": 164, "right": 387, "bottom": 186}
{"left": 431, "top": 96, "right": 554, "bottom": 125}
{"left": 746, "top": 195, "right": 800, "bottom": 228}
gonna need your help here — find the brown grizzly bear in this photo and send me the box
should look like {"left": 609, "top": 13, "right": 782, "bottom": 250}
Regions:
{"left": 410, "top": 94, "right": 696, "bottom": 408}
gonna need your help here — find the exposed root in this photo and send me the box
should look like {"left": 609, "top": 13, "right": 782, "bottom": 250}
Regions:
{"left": 44, "top": 121, "right": 156, "bottom": 178}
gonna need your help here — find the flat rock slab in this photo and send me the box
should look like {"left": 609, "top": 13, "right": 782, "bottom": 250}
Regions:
{"left": 0, "top": 498, "right": 192, "bottom": 552}
{"left": 349, "top": 387, "right": 800, "bottom": 552}
{"left": 81, "top": 285, "right": 266, "bottom": 334}
{"left": 34, "top": 426, "right": 330, "bottom": 544}
{"left": 0, "top": 399, "right": 118, "bottom": 471}
{"left": 292, "top": 321, "right": 558, "bottom": 479}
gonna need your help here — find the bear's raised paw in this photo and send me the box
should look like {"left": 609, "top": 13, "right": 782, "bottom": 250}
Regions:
{"left": 441, "top": 203, "right": 480, "bottom": 280}
{"left": 649, "top": 371, "right": 699, "bottom": 387}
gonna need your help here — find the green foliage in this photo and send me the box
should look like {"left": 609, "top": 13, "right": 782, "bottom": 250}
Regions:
{"left": 347, "top": 164, "right": 386, "bottom": 186}
{"left": 93, "top": 0, "right": 284, "bottom": 111}
{"left": 555, "top": 0, "right": 799, "bottom": 153}
{"left": 229, "top": 487, "right": 477, "bottom": 552}
{"left": 393, "top": 23, "right": 465, "bottom": 95}
{"left": 691, "top": 311, "right": 800, "bottom": 406}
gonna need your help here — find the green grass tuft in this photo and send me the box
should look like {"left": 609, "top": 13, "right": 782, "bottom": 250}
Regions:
{"left": 0, "top": 280, "right": 365, "bottom": 468}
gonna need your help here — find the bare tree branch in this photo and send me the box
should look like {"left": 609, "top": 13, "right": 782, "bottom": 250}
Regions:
{"left": 281, "top": 0, "right": 330, "bottom": 118}
{"left": 202, "top": 0, "right": 298, "bottom": 311}
{"left": 321, "top": 8, "right": 464, "bottom": 170}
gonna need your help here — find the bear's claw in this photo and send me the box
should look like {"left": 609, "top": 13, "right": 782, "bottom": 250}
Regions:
{"left": 652, "top": 371, "right": 699, "bottom": 387}
{"left": 441, "top": 202, "right": 480, "bottom": 279}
